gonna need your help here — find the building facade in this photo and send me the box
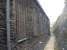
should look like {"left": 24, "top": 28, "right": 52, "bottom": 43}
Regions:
{"left": 0, "top": 0, "right": 50, "bottom": 50}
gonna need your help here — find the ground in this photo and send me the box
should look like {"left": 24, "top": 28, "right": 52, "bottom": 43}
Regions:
{"left": 44, "top": 33, "right": 56, "bottom": 50}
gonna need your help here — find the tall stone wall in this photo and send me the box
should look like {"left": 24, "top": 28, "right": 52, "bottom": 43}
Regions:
{"left": 11, "top": 0, "right": 50, "bottom": 50}
{"left": 0, "top": 0, "right": 50, "bottom": 50}
{"left": 53, "top": 0, "right": 67, "bottom": 50}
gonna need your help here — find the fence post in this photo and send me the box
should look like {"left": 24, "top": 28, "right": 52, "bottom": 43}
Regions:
{"left": 6, "top": 0, "right": 11, "bottom": 50}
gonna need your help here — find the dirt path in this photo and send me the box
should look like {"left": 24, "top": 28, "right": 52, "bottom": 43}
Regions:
{"left": 44, "top": 34, "right": 56, "bottom": 50}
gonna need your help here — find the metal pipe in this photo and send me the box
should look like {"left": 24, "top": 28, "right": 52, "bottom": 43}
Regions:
{"left": 6, "top": 0, "right": 11, "bottom": 50}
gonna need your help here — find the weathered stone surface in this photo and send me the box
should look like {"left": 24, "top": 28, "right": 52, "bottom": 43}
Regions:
{"left": 53, "top": 0, "right": 67, "bottom": 50}
{"left": 0, "top": 0, "right": 50, "bottom": 50}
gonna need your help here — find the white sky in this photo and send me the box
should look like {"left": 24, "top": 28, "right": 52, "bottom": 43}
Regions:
{"left": 38, "top": 0, "right": 65, "bottom": 27}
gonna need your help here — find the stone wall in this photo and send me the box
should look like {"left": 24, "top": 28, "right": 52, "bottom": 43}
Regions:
{"left": 11, "top": 0, "right": 50, "bottom": 50}
{"left": 53, "top": 0, "right": 67, "bottom": 50}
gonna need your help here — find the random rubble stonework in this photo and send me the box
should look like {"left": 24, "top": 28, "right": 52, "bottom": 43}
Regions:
{"left": 0, "top": 0, "right": 50, "bottom": 50}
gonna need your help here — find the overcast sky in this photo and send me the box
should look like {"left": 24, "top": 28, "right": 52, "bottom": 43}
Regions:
{"left": 38, "top": 0, "right": 65, "bottom": 27}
